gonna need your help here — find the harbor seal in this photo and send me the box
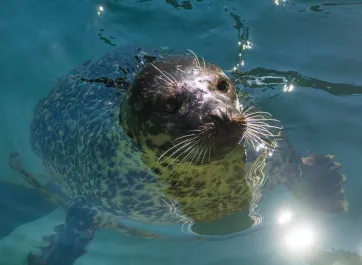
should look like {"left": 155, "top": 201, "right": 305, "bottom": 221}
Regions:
{"left": 10, "top": 47, "right": 348, "bottom": 265}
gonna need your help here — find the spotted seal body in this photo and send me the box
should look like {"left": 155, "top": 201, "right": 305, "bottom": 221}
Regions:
{"left": 10, "top": 47, "right": 348, "bottom": 265}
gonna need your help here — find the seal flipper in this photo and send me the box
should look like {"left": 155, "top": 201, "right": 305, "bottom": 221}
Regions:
{"left": 293, "top": 154, "right": 348, "bottom": 212}
{"left": 279, "top": 152, "right": 348, "bottom": 213}
{"left": 28, "top": 202, "right": 97, "bottom": 265}
{"left": 27, "top": 204, "right": 163, "bottom": 265}
{"left": 261, "top": 141, "right": 348, "bottom": 213}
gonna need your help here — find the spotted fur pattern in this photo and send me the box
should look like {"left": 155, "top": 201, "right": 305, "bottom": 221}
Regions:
{"left": 31, "top": 48, "right": 183, "bottom": 225}
{"left": 30, "top": 47, "right": 254, "bottom": 229}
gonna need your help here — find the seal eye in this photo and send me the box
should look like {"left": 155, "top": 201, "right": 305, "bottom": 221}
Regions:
{"left": 217, "top": 80, "right": 229, "bottom": 93}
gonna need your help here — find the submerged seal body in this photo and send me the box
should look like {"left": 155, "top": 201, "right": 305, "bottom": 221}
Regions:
{"left": 10, "top": 47, "right": 348, "bottom": 265}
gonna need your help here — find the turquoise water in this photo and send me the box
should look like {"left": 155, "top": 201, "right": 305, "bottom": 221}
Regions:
{"left": 1, "top": 0, "right": 362, "bottom": 264}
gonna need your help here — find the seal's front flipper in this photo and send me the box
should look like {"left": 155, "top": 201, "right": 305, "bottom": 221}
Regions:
{"left": 287, "top": 154, "right": 348, "bottom": 212}
{"left": 28, "top": 204, "right": 97, "bottom": 265}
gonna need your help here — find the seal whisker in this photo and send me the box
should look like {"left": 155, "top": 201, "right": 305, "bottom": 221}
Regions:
{"left": 157, "top": 76, "right": 174, "bottom": 87}
{"left": 241, "top": 106, "right": 282, "bottom": 152}
{"left": 243, "top": 134, "right": 256, "bottom": 150}
{"left": 244, "top": 113, "right": 272, "bottom": 119}
{"left": 173, "top": 138, "right": 203, "bottom": 164}
{"left": 197, "top": 135, "right": 211, "bottom": 165}
{"left": 246, "top": 120, "right": 276, "bottom": 131}
{"left": 182, "top": 146, "right": 204, "bottom": 184}
{"left": 250, "top": 128, "right": 281, "bottom": 136}
{"left": 244, "top": 129, "right": 264, "bottom": 145}
{"left": 201, "top": 141, "right": 208, "bottom": 164}
{"left": 176, "top": 142, "right": 203, "bottom": 183}
{"left": 246, "top": 121, "right": 282, "bottom": 129}
{"left": 246, "top": 121, "right": 282, "bottom": 136}
{"left": 247, "top": 127, "right": 280, "bottom": 138}
{"left": 164, "top": 138, "right": 203, "bottom": 181}
{"left": 243, "top": 110, "right": 272, "bottom": 116}
{"left": 163, "top": 137, "right": 202, "bottom": 171}
{"left": 157, "top": 70, "right": 178, "bottom": 86}
{"left": 246, "top": 127, "right": 277, "bottom": 137}
{"left": 244, "top": 131, "right": 273, "bottom": 150}
{"left": 244, "top": 133, "right": 263, "bottom": 151}
{"left": 244, "top": 112, "right": 275, "bottom": 119}
{"left": 198, "top": 143, "right": 208, "bottom": 165}
{"left": 189, "top": 144, "right": 203, "bottom": 167}
{"left": 240, "top": 106, "right": 255, "bottom": 116}
{"left": 189, "top": 145, "right": 201, "bottom": 166}
{"left": 243, "top": 108, "right": 271, "bottom": 114}
{"left": 208, "top": 135, "right": 215, "bottom": 163}
{"left": 188, "top": 129, "right": 204, "bottom": 133}
{"left": 151, "top": 63, "right": 178, "bottom": 84}
{"left": 201, "top": 57, "right": 206, "bottom": 70}
{"left": 198, "top": 136, "right": 210, "bottom": 165}
{"left": 244, "top": 114, "right": 274, "bottom": 121}
{"left": 172, "top": 134, "right": 197, "bottom": 142}
{"left": 157, "top": 136, "right": 200, "bottom": 162}
{"left": 246, "top": 118, "right": 281, "bottom": 126}
{"left": 167, "top": 131, "right": 207, "bottom": 159}
{"left": 244, "top": 128, "right": 268, "bottom": 143}
{"left": 186, "top": 49, "right": 201, "bottom": 70}
{"left": 194, "top": 137, "right": 208, "bottom": 165}
{"left": 150, "top": 63, "right": 177, "bottom": 86}
{"left": 161, "top": 69, "right": 178, "bottom": 85}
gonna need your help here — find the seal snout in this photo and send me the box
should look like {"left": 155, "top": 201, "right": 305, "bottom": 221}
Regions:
{"left": 202, "top": 107, "right": 246, "bottom": 147}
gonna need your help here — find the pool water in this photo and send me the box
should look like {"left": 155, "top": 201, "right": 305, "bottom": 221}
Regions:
{"left": 1, "top": 0, "right": 362, "bottom": 264}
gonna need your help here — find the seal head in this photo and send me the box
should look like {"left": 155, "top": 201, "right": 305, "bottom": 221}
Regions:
{"left": 120, "top": 54, "right": 247, "bottom": 161}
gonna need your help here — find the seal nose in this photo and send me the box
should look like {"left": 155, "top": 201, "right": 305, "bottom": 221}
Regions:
{"left": 203, "top": 110, "right": 226, "bottom": 126}
{"left": 209, "top": 107, "right": 244, "bottom": 125}
{"left": 204, "top": 108, "right": 245, "bottom": 125}
{"left": 208, "top": 113, "right": 227, "bottom": 125}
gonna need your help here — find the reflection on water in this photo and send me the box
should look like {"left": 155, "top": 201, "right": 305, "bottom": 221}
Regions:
{"left": 231, "top": 67, "right": 362, "bottom": 96}
{"left": 97, "top": 5, "right": 104, "bottom": 16}
{"left": 98, "top": 29, "right": 116, "bottom": 47}
{"left": 298, "top": 1, "right": 362, "bottom": 13}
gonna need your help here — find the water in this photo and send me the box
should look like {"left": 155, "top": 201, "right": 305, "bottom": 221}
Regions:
{"left": 1, "top": 0, "right": 362, "bottom": 264}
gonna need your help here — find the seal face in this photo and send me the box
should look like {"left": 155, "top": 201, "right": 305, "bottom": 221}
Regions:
{"left": 120, "top": 54, "right": 247, "bottom": 161}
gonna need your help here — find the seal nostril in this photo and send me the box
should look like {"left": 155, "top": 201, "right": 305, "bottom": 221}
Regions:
{"left": 208, "top": 114, "right": 224, "bottom": 125}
